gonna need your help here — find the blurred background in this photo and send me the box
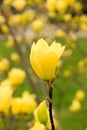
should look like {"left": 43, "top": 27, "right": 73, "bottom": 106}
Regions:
{"left": 0, "top": 0, "right": 87, "bottom": 130}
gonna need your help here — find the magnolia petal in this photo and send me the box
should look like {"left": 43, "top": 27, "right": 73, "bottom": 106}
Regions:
{"left": 35, "top": 39, "right": 50, "bottom": 66}
{"left": 30, "top": 49, "right": 43, "bottom": 79}
{"left": 50, "top": 41, "right": 61, "bottom": 50}
{"left": 57, "top": 46, "right": 65, "bottom": 59}
{"left": 42, "top": 51, "right": 58, "bottom": 80}
{"left": 36, "top": 38, "right": 49, "bottom": 51}
{"left": 50, "top": 41, "right": 65, "bottom": 58}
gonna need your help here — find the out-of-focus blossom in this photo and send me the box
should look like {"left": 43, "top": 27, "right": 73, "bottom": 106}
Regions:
{"left": 10, "top": 53, "right": 20, "bottom": 62}
{"left": 8, "top": 68, "right": 26, "bottom": 85}
{"left": 11, "top": 0, "right": 27, "bottom": 11}
{"left": 0, "top": 85, "right": 13, "bottom": 115}
{"left": 11, "top": 91, "right": 37, "bottom": 115}
{"left": 31, "top": 19, "right": 44, "bottom": 32}
{"left": 75, "top": 90, "right": 85, "bottom": 101}
{"left": 0, "top": 58, "right": 9, "bottom": 73}
{"left": 69, "top": 99, "right": 81, "bottom": 112}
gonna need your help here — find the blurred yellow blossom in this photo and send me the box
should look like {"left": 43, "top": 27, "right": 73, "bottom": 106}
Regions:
{"left": 11, "top": 0, "right": 27, "bottom": 11}
{"left": 56, "top": 0, "right": 67, "bottom": 13}
{"left": 78, "top": 60, "right": 85, "bottom": 72}
{"left": 63, "top": 14, "right": 72, "bottom": 22}
{"left": 21, "top": 91, "right": 37, "bottom": 114}
{"left": 31, "top": 19, "right": 44, "bottom": 32}
{"left": 80, "top": 23, "right": 87, "bottom": 32}
{"left": 4, "top": 0, "right": 12, "bottom": 5}
{"left": 0, "top": 24, "right": 9, "bottom": 34}
{"left": 62, "top": 0, "right": 76, "bottom": 6}
{"left": 0, "top": 58, "right": 9, "bottom": 73}
{"left": 63, "top": 70, "right": 71, "bottom": 78}
{"left": 45, "top": 0, "right": 56, "bottom": 11}
{"left": 30, "top": 38, "right": 65, "bottom": 80}
{"left": 10, "top": 53, "right": 20, "bottom": 62}
{"left": 69, "top": 99, "right": 81, "bottom": 112}
{"left": 56, "top": 29, "right": 66, "bottom": 38}
{"left": 5, "top": 35, "right": 14, "bottom": 48}
{"left": 11, "top": 91, "right": 37, "bottom": 115}
{"left": 0, "top": 15, "right": 5, "bottom": 24}
{"left": 75, "top": 90, "right": 85, "bottom": 102}
{"left": 0, "top": 85, "right": 13, "bottom": 114}
{"left": 8, "top": 68, "right": 26, "bottom": 85}
{"left": 8, "top": 14, "right": 21, "bottom": 26}
{"left": 11, "top": 97, "right": 22, "bottom": 115}
{"left": 80, "top": 15, "right": 87, "bottom": 23}
{"left": 0, "top": 78, "right": 12, "bottom": 87}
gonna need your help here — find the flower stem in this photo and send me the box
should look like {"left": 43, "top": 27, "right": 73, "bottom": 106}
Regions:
{"left": 48, "top": 81, "right": 55, "bottom": 130}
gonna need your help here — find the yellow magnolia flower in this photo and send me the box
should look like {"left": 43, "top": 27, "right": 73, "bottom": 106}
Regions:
{"left": 0, "top": 78, "right": 12, "bottom": 87}
{"left": 45, "top": 0, "right": 56, "bottom": 11}
{"left": 30, "top": 39, "right": 65, "bottom": 80}
{"left": 21, "top": 91, "right": 37, "bottom": 114}
{"left": 0, "top": 24, "right": 9, "bottom": 34}
{"left": 5, "top": 35, "right": 14, "bottom": 48}
{"left": 8, "top": 14, "right": 21, "bottom": 26}
{"left": 11, "top": 97, "right": 22, "bottom": 115}
{"left": 75, "top": 90, "right": 85, "bottom": 101}
{"left": 69, "top": 99, "right": 81, "bottom": 112}
{"left": 11, "top": 0, "right": 26, "bottom": 11}
{"left": 31, "top": 19, "right": 43, "bottom": 32}
{"left": 0, "top": 85, "right": 13, "bottom": 114}
{"left": 56, "top": 29, "right": 66, "bottom": 38}
{"left": 0, "top": 58, "right": 9, "bottom": 73}
{"left": 0, "top": 15, "right": 5, "bottom": 24}
{"left": 10, "top": 53, "right": 20, "bottom": 62}
{"left": 11, "top": 91, "right": 37, "bottom": 115}
{"left": 8, "top": 68, "right": 26, "bottom": 85}
{"left": 62, "top": 0, "right": 76, "bottom": 6}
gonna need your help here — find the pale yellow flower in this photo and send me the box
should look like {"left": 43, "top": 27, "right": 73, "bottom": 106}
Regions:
{"left": 11, "top": 97, "right": 22, "bottom": 115}
{"left": 75, "top": 90, "right": 85, "bottom": 101}
{"left": 0, "top": 58, "right": 9, "bottom": 72}
{"left": 56, "top": 0, "right": 67, "bottom": 13}
{"left": 0, "top": 15, "right": 5, "bottom": 24}
{"left": 11, "top": 91, "right": 37, "bottom": 115}
{"left": 63, "top": 70, "right": 71, "bottom": 78}
{"left": 80, "top": 23, "right": 87, "bottom": 32}
{"left": 10, "top": 53, "right": 20, "bottom": 62}
{"left": 0, "top": 85, "right": 13, "bottom": 114}
{"left": 30, "top": 38, "right": 65, "bottom": 80}
{"left": 62, "top": 0, "right": 76, "bottom": 6}
{"left": 31, "top": 19, "right": 43, "bottom": 32}
{"left": 56, "top": 29, "right": 66, "bottom": 38}
{"left": 5, "top": 35, "right": 14, "bottom": 48}
{"left": 11, "top": 0, "right": 26, "bottom": 11}
{"left": 8, "top": 14, "right": 21, "bottom": 26}
{"left": 8, "top": 68, "right": 26, "bottom": 85}
{"left": 21, "top": 91, "right": 37, "bottom": 114}
{"left": 0, "top": 24, "right": 9, "bottom": 34}
{"left": 45, "top": 0, "right": 56, "bottom": 11}
{"left": 69, "top": 99, "right": 81, "bottom": 112}
{"left": 0, "top": 78, "right": 12, "bottom": 87}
